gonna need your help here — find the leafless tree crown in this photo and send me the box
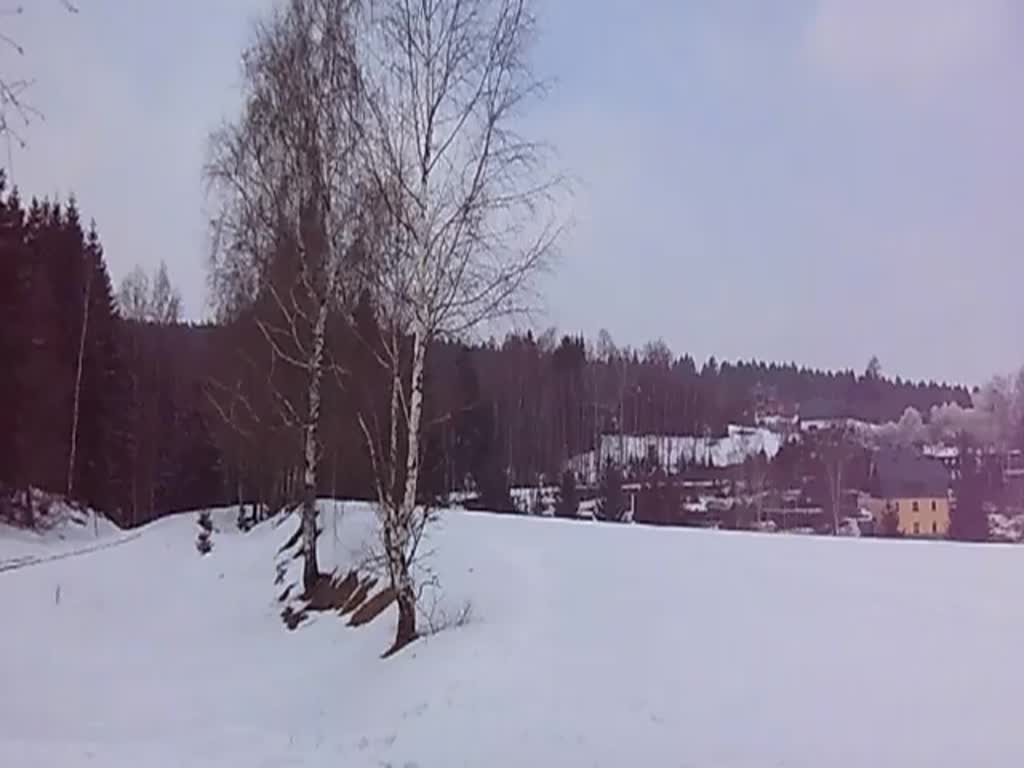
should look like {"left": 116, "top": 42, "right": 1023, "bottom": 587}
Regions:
{"left": 344, "top": 0, "right": 567, "bottom": 653}
{"left": 357, "top": 0, "right": 565, "bottom": 339}
{"left": 206, "top": 0, "right": 366, "bottom": 323}
{"left": 0, "top": 1, "right": 78, "bottom": 147}
{"left": 118, "top": 262, "right": 183, "bottom": 324}
{"left": 205, "top": 0, "right": 373, "bottom": 595}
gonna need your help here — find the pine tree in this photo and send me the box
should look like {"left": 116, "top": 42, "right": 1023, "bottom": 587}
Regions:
{"left": 162, "top": 386, "right": 225, "bottom": 516}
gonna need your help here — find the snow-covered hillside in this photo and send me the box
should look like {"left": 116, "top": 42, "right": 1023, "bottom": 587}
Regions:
{"left": 0, "top": 493, "right": 124, "bottom": 572}
{"left": 3, "top": 502, "right": 1024, "bottom": 766}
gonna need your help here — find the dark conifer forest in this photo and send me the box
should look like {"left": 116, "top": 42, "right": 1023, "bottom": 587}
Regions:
{"left": 0, "top": 179, "right": 971, "bottom": 527}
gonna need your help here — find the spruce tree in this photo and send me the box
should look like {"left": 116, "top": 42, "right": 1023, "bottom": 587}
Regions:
{"left": 21, "top": 199, "right": 67, "bottom": 503}
{"left": 196, "top": 510, "right": 214, "bottom": 555}
{"left": 0, "top": 177, "right": 28, "bottom": 510}
{"left": 79, "top": 223, "right": 125, "bottom": 514}
{"left": 453, "top": 346, "right": 484, "bottom": 489}
{"left": 176, "top": 403, "right": 224, "bottom": 514}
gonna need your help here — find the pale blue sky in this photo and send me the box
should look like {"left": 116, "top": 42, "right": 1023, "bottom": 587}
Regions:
{"left": 7, "top": 1, "right": 1023, "bottom": 385}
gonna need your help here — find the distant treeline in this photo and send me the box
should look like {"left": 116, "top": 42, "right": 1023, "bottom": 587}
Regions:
{"left": 0, "top": 179, "right": 970, "bottom": 526}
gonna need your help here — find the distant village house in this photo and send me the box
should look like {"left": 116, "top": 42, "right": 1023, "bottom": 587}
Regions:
{"left": 869, "top": 450, "right": 951, "bottom": 538}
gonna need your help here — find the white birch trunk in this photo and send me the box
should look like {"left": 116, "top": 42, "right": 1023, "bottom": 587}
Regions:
{"left": 400, "top": 326, "right": 427, "bottom": 518}
{"left": 389, "top": 344, "right": 402, "bottom": 500}
{"left": 300, "top": 295, "right": 329, "bottom": 593}
{"left": 827, "top": 460, "right": 842, "bottom": 535}
{"left": 67, "top": 270, "right": 92, "bottom": 499}
{"left": 236, "top": 473, "right": 244, "bottom": 528}
{"left": 834, "top": 463, "right": 843, "bottom": 535}
{"left": 389, "top": 323, "right": 428, "bottom": 648}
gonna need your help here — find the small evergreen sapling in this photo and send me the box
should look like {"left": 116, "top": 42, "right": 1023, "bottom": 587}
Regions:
{"left": 196, "top": 510, "right": 214, "bottom": 555}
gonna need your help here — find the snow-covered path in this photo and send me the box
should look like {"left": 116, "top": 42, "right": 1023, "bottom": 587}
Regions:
{"left": 0, "top": 503, "right": 126, "bottom": 573}
{"left": 0, "top": 532, "right": 142, "bottom": 573}
{"left": 3, "top": 503, "right": 1024, "bottom": 766}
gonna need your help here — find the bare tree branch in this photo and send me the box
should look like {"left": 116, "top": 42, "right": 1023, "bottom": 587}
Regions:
{"left": 206, "top": 0, "right": 367, "bottom": 595}
{"left": 0, "top": 1, "right": 78, "bottom": 150}
{"left": 352, "top": 0, "right": 567, "bottom": 652}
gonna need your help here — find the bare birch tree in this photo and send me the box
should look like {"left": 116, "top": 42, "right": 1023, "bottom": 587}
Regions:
{"left": 150, "top": 262, "right": 184, "bottom": 324}
{"left": 116, "top": 261, "right": 183, "bottom": 525}
{"left": 742, "top": 451, "right": 768, "bottom": 526}
{"left": 118, "top": 262, "right": 182, "bottom": 324}
{"left": 206, "top": 0, "right": 365, "bottom": 594}
{"left": 816, "top": 425, "right": 855, "bottom": 535}
{"left": 67, "top": 262, "right": 92, "bottom": 498}
{"left": 353, "top": 0, "right": 566, "bottom": 651}
{"left": 1, "top": 1, "right": 78, "bottom": 148}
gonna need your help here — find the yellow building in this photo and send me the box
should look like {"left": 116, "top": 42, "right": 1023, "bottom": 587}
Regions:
{"left": 876, "top": 496, "right": 951, "bottom": 538}
{"left": 871, "top": 449, "right": 952, "bottom": 538}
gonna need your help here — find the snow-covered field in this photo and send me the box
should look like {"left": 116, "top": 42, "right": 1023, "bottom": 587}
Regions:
{"left": 3, "top": 502, "right": 1024, "bottom": 766}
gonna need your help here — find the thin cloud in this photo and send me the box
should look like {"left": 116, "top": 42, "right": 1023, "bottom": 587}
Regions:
{"left": 4, "top": 2, "right": 1023, "bottom": 383}
{"left": 804, "top": 0, "right": 1015, "bottom": 96}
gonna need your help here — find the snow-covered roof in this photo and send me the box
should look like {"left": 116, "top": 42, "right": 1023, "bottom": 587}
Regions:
{"left": 598, "top": 428, "right": 781, "bottom": 470}
{"left": 923, "top": 444, "right": 959, "bottom": 460}
{"left": 566, "top": 426, "right": 783, "bottom": 484}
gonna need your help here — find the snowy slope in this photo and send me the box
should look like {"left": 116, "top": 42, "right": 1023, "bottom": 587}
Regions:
{"left": 3, "top": 502, "right": 1024, "bottom": 766}
{"left": 0, "top": 493, "right": 124, "bottom": 571}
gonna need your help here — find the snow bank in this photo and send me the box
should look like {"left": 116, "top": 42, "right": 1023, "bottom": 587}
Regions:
{"left": 0, "top": 491, "right": 122, "bottom": 569}
{"left": 4, "top": 501, "right": 1024, "bottom": 766}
